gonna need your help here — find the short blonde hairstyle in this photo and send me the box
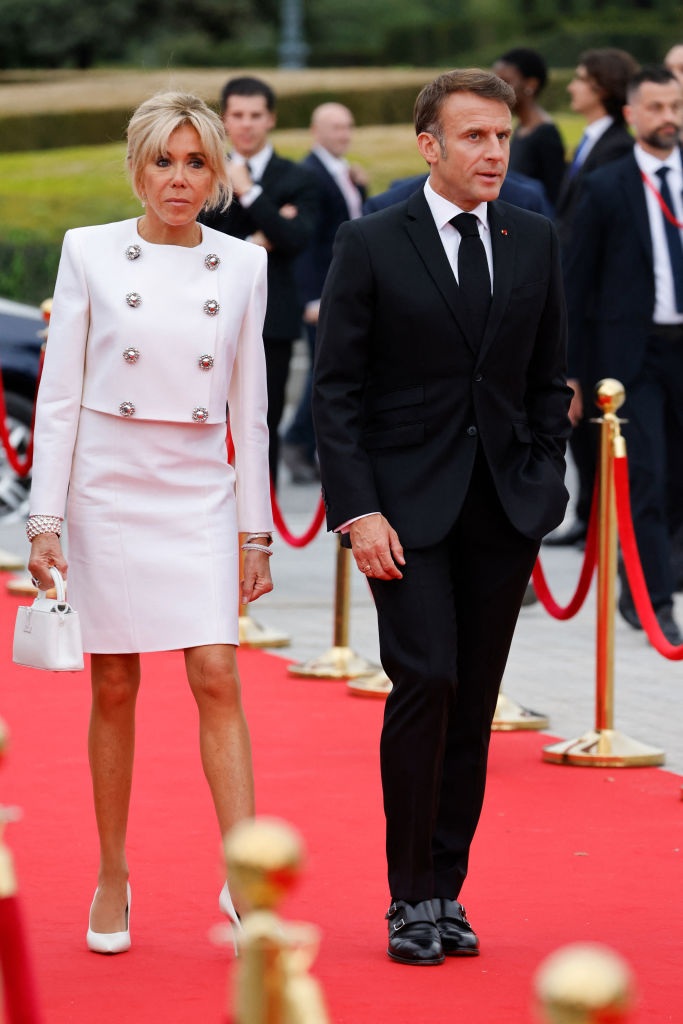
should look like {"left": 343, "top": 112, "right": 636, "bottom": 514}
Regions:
{"left": 127, "top": 91, "right": 231, "bottom": 211}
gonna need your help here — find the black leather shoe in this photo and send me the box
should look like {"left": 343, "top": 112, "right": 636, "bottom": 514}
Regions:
{"left": 654, "top": 605, "right": 683, "bottom": 646}
{"left": 432, "top": 899, "right": 480, "bottom": 957}
{"left": 543, "top": 519, "right": 588, "bottom": 547}
{"left": 618, "top": 588, "right": 642, "bottom": 630}
{"left": 386, "top": 899, "right": 444, "bottom": 965}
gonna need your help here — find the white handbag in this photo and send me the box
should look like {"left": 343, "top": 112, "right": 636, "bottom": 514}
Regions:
{"left": 13, "top": 567, "right": 84, "bottom": 672}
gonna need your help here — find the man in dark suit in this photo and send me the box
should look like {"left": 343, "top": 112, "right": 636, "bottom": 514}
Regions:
{"left": 282, "top": 102, "right": 367, "bottom": 482}
{"left": 201, "top": 76, "right": 318, "bottom": 483}
{"left": 565, "top": 66, "right": 683, "bottom": 644}
{"left": 313, "top": 70, "right": 571, "bottom": 965}
{"left": 550, "top": 49, "right": 639, "bottom": 547}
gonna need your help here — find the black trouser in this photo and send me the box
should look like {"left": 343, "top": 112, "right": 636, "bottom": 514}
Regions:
{"left": 264, "top": 336, "right": 294, "bottom": 486}
{"left": 620, "top": 326, "right": 683, "bottom": 609}
{"left": 568, "top": 380, "right": 597, "bottom": 525}
{"left": 369, "top": 449, "right": 539, "bottom": 902}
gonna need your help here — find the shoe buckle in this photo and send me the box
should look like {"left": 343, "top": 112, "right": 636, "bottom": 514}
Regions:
{"left": 393, "top": 918, "right": 406, "bottom": 932}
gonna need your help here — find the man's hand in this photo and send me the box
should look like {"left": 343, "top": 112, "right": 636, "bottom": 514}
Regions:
{"left": 303, "top": 300, "right": 320, "bottom": 325}
{"left": 278, "top": 203, "right": 298, "bottom": 220}
{"left": 348, "top": 514, "right": 405, "bottom": 580}
{"left": 567, "top": 378, "right": 583, "bottom": 427}
{"left": 350, "top": 164, "right": 370, "bottom": 189}
{"left": 250, "top": 230, "right": 273, "bottom": 251}
{"left": 227, "top": 162, "right": 253, "bottom": 197}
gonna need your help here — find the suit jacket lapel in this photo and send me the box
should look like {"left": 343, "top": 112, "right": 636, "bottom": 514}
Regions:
{"left": 403, "top": 190, "right": 475, "bottom": 352}
{"left": 478, "top": 201, "right": 515, "bottom": 365}
{"left": 620, "top": 155, "right": 653, "bottom": 267}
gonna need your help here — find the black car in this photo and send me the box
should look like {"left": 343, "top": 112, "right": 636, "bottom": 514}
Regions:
{"left": 0, "top": 297, "right": 45, "bottom": 519}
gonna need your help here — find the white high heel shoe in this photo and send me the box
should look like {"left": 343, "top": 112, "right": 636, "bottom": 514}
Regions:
{"left": 219, "top": 882, "right": 242, "bottom": 955}
{"left": 86, "top": 883, "right": 131, "bottom": 954}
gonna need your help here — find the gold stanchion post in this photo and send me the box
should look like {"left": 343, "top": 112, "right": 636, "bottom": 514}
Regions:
{"left": 238, "top": 535, "right": 290, "bottom": 649}
{"left": 535, "top": 942, "right": 636, "bottom": 1023}
{"left": 288, "top": 535, "right": 380, "bottom": 679}
{"left": 491, "top": 691, "right": 549, "bottom": 731}
{"left": 543, "top": 379, "right": 665, "bottom": 766}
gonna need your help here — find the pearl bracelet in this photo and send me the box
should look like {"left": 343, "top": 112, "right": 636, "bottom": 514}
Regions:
{"left": 241, "top": 542, "right": 273, "bottom": 556}
{"left": 26, "top": 514, "right": 63, "bottom": 541}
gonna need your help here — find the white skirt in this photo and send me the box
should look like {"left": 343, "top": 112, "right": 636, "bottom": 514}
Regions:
{"left": 66, "top": 408, "right": 239, "bottom": 653}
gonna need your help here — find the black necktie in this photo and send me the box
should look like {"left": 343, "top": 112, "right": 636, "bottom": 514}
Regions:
{"left": 451, "top": 213, "right": 491, "bottom": 348}
{"left": 655, "top": 166, "right": 683, "bottom": 314}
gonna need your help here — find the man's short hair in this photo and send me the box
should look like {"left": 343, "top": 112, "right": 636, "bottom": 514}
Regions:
{"left": 627, "top": 63, "right": 678, "bottom": 101}
{"left": 580, "top": 49, "right": 640, "bottom": 120}
{"left": 414, "top": 69, "right": 515, "bottom": 150}
{"left": 220, "top": 76, "right": 276, "bottom": 114}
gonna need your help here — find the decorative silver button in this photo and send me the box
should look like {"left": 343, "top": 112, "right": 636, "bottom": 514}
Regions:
{"left": 204, "top": 253, "right": 220, "bottom": 271}
{"left": 119, "top": 401, "right": 136, "bottom": 417}
{"left": 203, "top": 299, "right": 219, "bottom": 317}
{"left": 192, "top": 407, "right": 209, "bottom": 423}
{"left": 123, "top": 346, "right": 140, "bottom": 364}
{"left": 125, "top": 244, "right": 142, "bottom": 261}
{"left": 198, "top": 354, "right": 214, "bottom": 371}
{"left": 126, "top": 292, "right": 142, "bottom": 308}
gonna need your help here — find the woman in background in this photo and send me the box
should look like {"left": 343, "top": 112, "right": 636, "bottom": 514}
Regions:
{"left": 27, "top": 92, "right": 272, "bottom": 954}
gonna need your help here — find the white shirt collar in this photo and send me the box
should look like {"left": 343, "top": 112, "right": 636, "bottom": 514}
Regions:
{"left": 633, "top": 142, "right": 682, "bottom": 179}
{"left": 423, "top": 178, "right": 489, "bottom": 233}
{"left": 583, "top": 115, "right": 614, "bottom": 143}
{"left": 230, "top": 142, "right": 273, "bottom": 182}
{"left": 312, "top": 143, "right": 349, "bottom": 178}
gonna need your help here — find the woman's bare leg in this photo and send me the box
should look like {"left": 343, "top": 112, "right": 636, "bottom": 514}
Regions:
{"left": 88, "top": 653, "right": 140, "bottom": 933}
{"left": 185, "top": 644, "right": 254, "bottom": 839}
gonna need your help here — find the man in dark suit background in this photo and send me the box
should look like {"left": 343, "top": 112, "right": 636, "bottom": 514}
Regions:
{"left": 549, "top": 49, "right": 639, "bottom": 548}
{"left": 282, "top": 102, "right": 367, "bottom": 483}
{"left": 313, "top": 69, "right": 571, "bottom": 965}
{"left": 201, "top": 76, "right": 318, "bottom": 483}
{"left": 564, "top": 66, "right": 683, "bottom": 644}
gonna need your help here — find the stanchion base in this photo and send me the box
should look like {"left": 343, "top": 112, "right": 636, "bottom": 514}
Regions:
{"left": 542, "top": 729, "right": 665, "bottom": 767}
{"left": 238, "top": 615, "right": 290, "bottom": 649}
{"left": 288, "top": 647, "right": 380, "bottom": 680}
{"left": 6, "top": 574, "right": 39, "bottom": 597}
{"left": 0, "top": 549, "right": 24, "bottom": 572}
{"left": 347, "top": 670, "right": 392, "bottom": 698}
{"left": 492, "top": 692, "right": 549, "bottom": 731}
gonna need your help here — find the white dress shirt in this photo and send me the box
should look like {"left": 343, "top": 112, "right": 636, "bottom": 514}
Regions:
{"left": 633, "top": 143, "right": 683, "bottom": 325}
{"left": 311, "top": 143, "right": 363, "bottom": 220}
{"left": 230, "top": 143, "right": 273, "bottom": 208}
{"left": 574, "top": 115, "right": 614, "bottom": 168}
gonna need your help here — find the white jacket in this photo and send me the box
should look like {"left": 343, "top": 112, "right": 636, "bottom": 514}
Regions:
{"left": 29, "top": 218, "right": 272, "bottom": 531}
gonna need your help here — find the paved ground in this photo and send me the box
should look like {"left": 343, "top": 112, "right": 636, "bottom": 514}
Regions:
{"left": 2, "top": 365, "right": 681, "bottom": 777}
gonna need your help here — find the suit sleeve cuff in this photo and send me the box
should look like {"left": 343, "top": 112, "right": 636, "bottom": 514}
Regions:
{"left": 335, "top": 512, "right": 381, "bottom": 534}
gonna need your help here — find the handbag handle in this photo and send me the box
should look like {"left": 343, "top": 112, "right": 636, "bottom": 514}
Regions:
{"left": 40, "top": 566, "right": 67, "bottom": 604}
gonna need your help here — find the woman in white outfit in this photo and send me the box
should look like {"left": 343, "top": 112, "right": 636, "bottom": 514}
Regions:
{"left": 26, "top": 92, "right": 273, "bottom": 954}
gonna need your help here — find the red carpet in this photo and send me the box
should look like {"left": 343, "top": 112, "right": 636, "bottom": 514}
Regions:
{"left": 1, "top": 580, "right": 682, "bottom": 1022}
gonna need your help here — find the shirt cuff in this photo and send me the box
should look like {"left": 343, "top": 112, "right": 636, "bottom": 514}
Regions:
{"left": 335, "top": 512, "right": 380, "bottom": 534}
{"left": 238, "top": 184, "right": 263, "bottom": 209}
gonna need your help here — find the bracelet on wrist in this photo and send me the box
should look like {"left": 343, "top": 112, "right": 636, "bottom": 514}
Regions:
{"left": 246, "top": 533, "right": 273, "bottom": 545}
{"left": 26, "top": 515, "right": 63, "bottom": 541}
{"left": 241, "top": 542, "right": 273, "bottom": 556}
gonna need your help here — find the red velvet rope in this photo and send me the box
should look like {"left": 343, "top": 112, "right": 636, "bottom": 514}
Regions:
{"left": 0, "top": 895, "right": 44, "bottom": 1023}
{"left": 0, "top": 350, "right": 44, "bottom": 479}
{"left": 532, "top": 478, "right": 599, "bottom": 620}
{"left": 614, "top": 454, "right": 683, "bottom": 660}
{"left": 270, "top": 480, "right": 326, "bottom": 548}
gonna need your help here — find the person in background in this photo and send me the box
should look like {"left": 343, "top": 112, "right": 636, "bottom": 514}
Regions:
{"left": 27, "top": 92, "right": 273, "bottom": 954}
{"left": 664, "top": 43, "right": 683, "bottom": 87}
{"left": 493, "top": 47, "right": 565, "bottom": 208}
{"left": 564, "top": 66, "right": 683, "bottom": 644}
{"left": 548, "top": 48, "right": 639, "bottom": 549}
{"left": 201, "top": 76, "right": 318, "bottom": 486}
{"left": 281, "top": 102, "right": 368, "bottom": 484}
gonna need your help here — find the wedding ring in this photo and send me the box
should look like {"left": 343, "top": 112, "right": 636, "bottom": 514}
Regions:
{"left": 362, "top": 564, "right": 372, "bottom": 573}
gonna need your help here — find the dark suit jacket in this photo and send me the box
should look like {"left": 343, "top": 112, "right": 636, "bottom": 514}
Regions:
{"left": 313, "top": 190, "right": 571, "bottom": 549}
{"left": 564, "top": 151, "right": 661, "bottom": 385}
{"left": 201, "top": 151, "right": 318, "bottom": 339}
{"left": 296, "top": 151, "right": 365, "bottom": 305}
{"left": 363, "top": 170, "right": 554, "bottom": 218}
{"left": 555, "top": 121, "right": 634, "bottom": 252}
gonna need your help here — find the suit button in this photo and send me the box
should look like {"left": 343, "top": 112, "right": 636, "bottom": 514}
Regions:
{"left": 467, "top": 425, "right": 478, "bottom": 437}
{"left": 473, "top": 373, "right": 483, "bottom": 382}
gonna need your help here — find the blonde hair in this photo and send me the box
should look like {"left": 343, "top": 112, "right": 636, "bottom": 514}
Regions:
{"left": 127, "top": 91, "right": 231, "bottom": 211}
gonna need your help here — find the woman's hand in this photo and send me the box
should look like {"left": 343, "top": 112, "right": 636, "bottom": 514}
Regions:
{"left": 241, "top": 550, "right": 273, "bottom": 604}
{"left": 28, "top": 534, "right": 68, "bottom": 589}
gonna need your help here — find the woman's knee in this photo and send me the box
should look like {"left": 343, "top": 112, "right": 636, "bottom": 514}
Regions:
{"left": 91, "top": 655, "right": 140, "bottom": 713}
{"left": 187, "top": 649, "right": 242, "bottom": 710}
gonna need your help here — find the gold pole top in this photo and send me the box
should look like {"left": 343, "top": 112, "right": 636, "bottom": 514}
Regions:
{"left": 224, "top": 817, "right": 304, "bottom": 912}
{"left": 535, "top": 942, "right": 635, "bottom": 1023}
{"left": 0, "top": 717, "right": 9, "bottom": 765}
{"left": 594, "top": 379, "right": 625, "bottom": 416}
